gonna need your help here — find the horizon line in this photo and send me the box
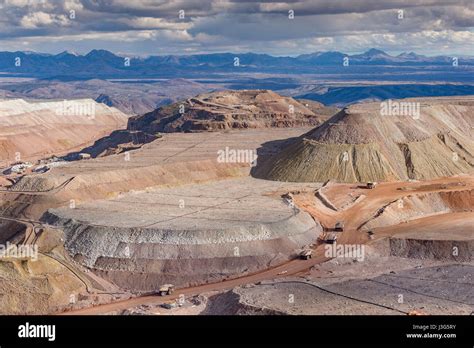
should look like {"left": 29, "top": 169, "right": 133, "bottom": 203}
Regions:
{"left": 1, "top": 48, "right": 473, "bottom": 59}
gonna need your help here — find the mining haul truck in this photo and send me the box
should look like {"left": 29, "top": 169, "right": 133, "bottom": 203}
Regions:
{"left": 366, "top": 182, "right": 377, "bottom": 189}
{"left": 158, "top": 284, "right": 175, "bottom": 296}
{"left": 334, "top": 221, "right": 344, "bottom": 232}
{"left": 300, "top": 249, "right": 313, "bottom": 260}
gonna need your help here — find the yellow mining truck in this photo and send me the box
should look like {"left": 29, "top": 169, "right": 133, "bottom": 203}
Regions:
{"left": 158, "top": 284, "right": 175, "bottom": 296}
{"left": 334, "top": 221, "right": 344, "bottom": 232}
{"left": 318, "top": 232, "right": 338, "bottom": 244}
{"left": 300, "top": 249, "right": 313, "bottom": 260}
{"left": 366, "top": 182, "right": 377, "bottom": 189}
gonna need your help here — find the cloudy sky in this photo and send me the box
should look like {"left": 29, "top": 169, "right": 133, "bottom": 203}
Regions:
{"left": 0, "top": 0, "right": 473, "bottom": 56}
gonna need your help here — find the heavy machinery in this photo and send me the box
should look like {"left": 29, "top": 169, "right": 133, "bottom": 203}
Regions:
{"left": 366, "top": 182, "right": 377, "bottom": 189}
{"left": 325, "top": 234, "right": 338, "bottom": 244}
{"left": 318, "top": 232, "right": 338, "bottom": 244}
{"left": 160, "top": 301, "right": 177, "bottom": 309}
{"left": 300, "top": 249, "right": 313, "bottom": 260}
{"left": 158, "top": 284, "right": 175, "bottom": 296}
{"left": 334, "top": 221, "right": 344, "bottom": 232}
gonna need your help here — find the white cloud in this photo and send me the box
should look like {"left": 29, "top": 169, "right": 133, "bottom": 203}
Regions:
{"left": 20, "top": 11, "right": 70, "bottom": 29}
{"left": 119, "top": 17, "right": 191, "bottom": 30}
{"left": 0, "top": 0, "right": 472, "bottom": 55}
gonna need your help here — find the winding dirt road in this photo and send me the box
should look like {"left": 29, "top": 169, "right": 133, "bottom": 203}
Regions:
{"left": 63, "top": 175, "right": 474, "bottom": 315}
{"left": 62, "top": 246, "right": 328, "bottom": 315}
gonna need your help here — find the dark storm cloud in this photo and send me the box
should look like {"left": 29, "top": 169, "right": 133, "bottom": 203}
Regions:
{"left": 79, "top": 0, "right": 216, "bottom": 17}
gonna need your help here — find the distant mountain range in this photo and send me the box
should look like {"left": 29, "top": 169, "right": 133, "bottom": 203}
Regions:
{"left": 298, "top": 84, "right": 474, "bottom": 106}
{"left": 0, "top": 49, "right": 473, "bottom": 79}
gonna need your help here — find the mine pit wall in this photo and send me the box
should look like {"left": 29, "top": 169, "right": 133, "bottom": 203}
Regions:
{"left": 389, "top": 238, "right": 473, "bottom": 261}
{"left": 365, "top": 189, "right": 474, "bottom": 262}
{"left": 42, "top": 210, "right": 321, "bottom": 291}
{"left": 367, "top": 234, "right": 473, "bottom": 262}
{"left": 0, "top": 220, "right": 26, "bottom": 244}
{"left": 363, "top": 189, "right": 474, "bottom": 231}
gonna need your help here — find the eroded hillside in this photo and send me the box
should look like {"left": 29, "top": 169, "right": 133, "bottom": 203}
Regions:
{"left": 255, "top": 96, "right": 474, "bottom": 182}
{"left": 128, "top": 90, "right": 337, "bottom": 133}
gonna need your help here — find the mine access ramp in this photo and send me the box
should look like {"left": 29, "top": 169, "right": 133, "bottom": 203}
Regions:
{"left": 319, "top": 221, "right": 345, "bottom": 244}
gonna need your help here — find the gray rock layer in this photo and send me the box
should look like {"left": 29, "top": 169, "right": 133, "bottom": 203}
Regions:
{"left": 43, "top": 210, "right": 321, "bottom": 291}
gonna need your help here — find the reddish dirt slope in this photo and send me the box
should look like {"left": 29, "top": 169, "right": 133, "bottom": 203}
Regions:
{"left": 0, "top": 98, "right": 128, "bottom": 165}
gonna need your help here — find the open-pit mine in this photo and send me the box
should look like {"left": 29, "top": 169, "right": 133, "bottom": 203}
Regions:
{"left": 0, "top": 91, "right": 472, "bottom": 315}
